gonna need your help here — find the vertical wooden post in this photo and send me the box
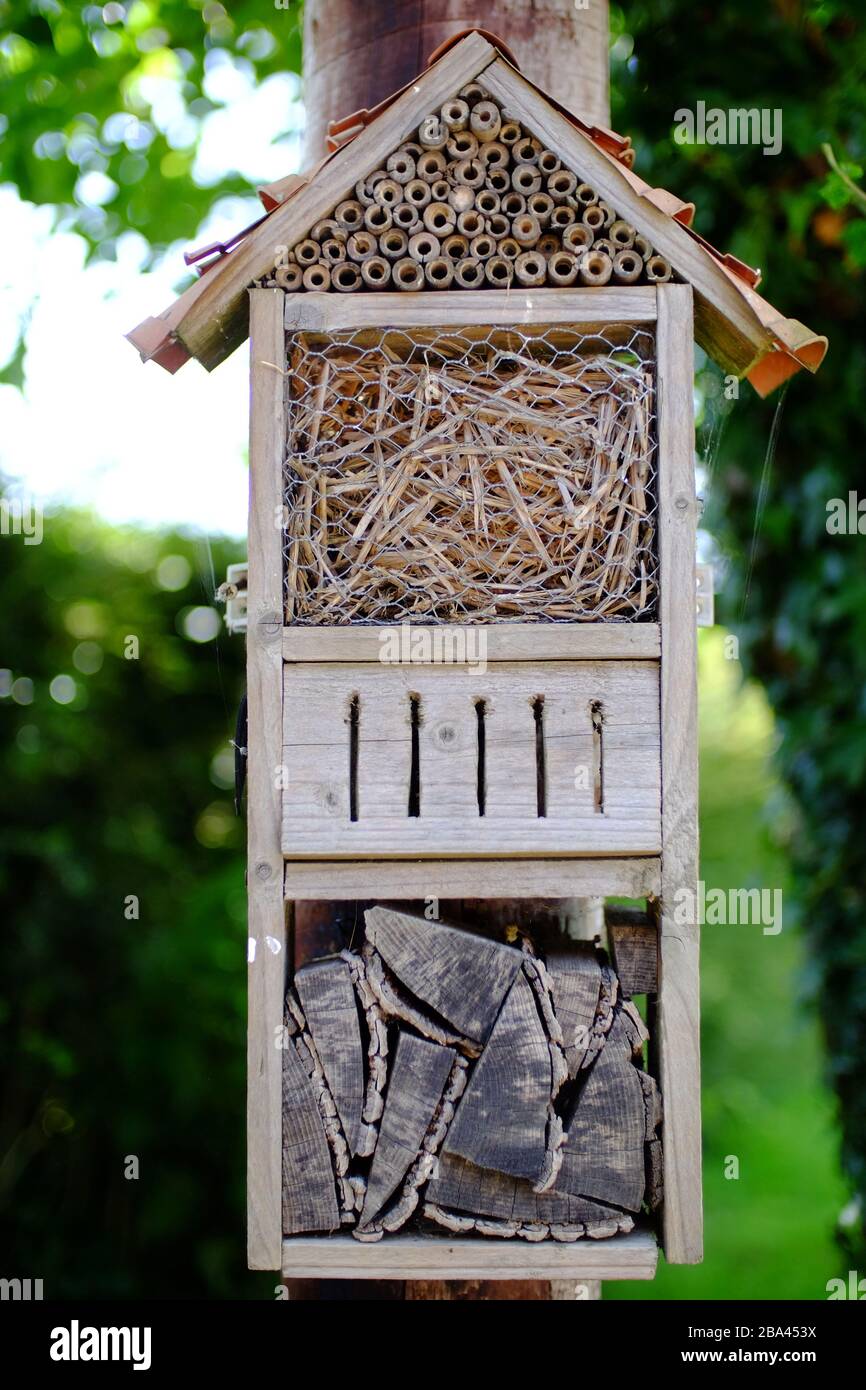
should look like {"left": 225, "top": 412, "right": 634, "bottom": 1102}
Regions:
{"left": 655, "top": 283, "right": 703, "bottom": 1264}
{"left": 247, "top": 289, "right": 289, "bottom": 1270}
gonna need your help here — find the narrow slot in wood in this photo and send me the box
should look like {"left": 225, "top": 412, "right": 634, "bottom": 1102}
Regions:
{"left": 475, "top": 698, "right": 487, "bottom": 817}
{"left": 591, "top": 699, "right": 605, "bottom": 814}
{"left": 348, "top": 694, "right": 360, "bottom": 823}
{"left": 408, "top": 694, "right": 421, "bottom": 818}
{"left": 533, "top": 695, "right": 547, "bottom": 818}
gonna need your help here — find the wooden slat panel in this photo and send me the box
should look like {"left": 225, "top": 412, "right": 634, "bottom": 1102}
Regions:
{"left": 417, "top": 678, "right": 480, "bottom": 821}
{"left": 356, "top": 675, "right": 413, "bottom": 824}
{"left": 282, "top": 661, "right": 661, "bottom": 858}
{"left": 283, "top": 856, "right": 661, "bottom": 901}
{"left": 283, "top": 622, "right": 661, "bottom": 664}
{"left": 656, "top": 283, "right": 702, "bottom": 1264}
{"left": 246, "top": 290, "right": 289, "bottom": 1271}
{"left": 281, "top": 1229, "right": 659, "bottom": 1280}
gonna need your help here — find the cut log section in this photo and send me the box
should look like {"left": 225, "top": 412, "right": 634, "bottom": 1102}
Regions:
{"left": 607, "top": 914, "right": 659, "bottom": 995}
{"left": 443, "top": 969, "right": 551, "bottom": 1182}
{"left": 360, "top": 1031, "right": 456, "bottom": 1229}
{"left": 545, "top": 945, "right": 603, "bottom": 1076}
{"left": 295, "top": 957, "right": 365, "bottom": 1155}
{"left": 364, "top": 905, "right": 521, "bottom": 1043}
{"left": 282, "top": 1033, "right": 340, "bottom": 1235}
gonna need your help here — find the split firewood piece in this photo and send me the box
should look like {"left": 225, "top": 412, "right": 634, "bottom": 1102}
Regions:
{"left": 285, "top": 995, "right": 356, "bottom": 1222}
{"left": 362, "top": 940, "right": 478, "bottom": 1056}
{"left": 639, "top": 1070, "right": 664, "bottom": 1210}
{"left": 364, "top": 905, "right": 522, "bottom": 1044}
{"left": 542, "top": 943, "right": 602, "bottom": 1077}
{"left": 426, "top": 1151, "right": 633, "bottom": 1231}
{"left": 373, "top": 1053, "right": 469, "bottom": 1237}
{"left": 556, "top": 1012, "right": 648, "bottom": 1212}
{"left": 281, "top": 1021, "right": 341, "bottom": 1235}
{"left": 340, "top": 949, "right": 387, "bottom": 1157}
{"left": 607, "top": 911, "right": 659, "bottom": 995}
{"left": 521, "top": 944, "right": 569, "bottom": 1192}
{"left": 443, "top": 970, "right": 552, "bottom": 1183}
{"left": 358, "top": 1032, "right": 456, "bottom": 1233}
{"left": 295, "top": 957, "right": 365, "bottom": 1156}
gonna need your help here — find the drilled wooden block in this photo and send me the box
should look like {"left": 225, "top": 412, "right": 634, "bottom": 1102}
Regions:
{"left": 282, "top": 660, "right": 661, "bottom": 857}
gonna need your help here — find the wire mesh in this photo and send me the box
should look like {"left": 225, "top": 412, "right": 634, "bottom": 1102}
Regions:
{"left": 282, "top": 324, "right": 657, "bottom": 624}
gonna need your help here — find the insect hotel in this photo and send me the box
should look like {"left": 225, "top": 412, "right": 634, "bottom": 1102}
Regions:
{"left": 128, "top": 32, "right": 826, "bottom": 1286}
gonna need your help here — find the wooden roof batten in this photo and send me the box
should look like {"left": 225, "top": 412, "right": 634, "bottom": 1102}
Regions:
{"left": 126, "top": 30, "right": 826, "bottom": 396}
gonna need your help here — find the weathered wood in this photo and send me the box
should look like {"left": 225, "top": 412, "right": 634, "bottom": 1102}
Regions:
{"left": 365, "top": 906, "right": 521, "bottom": 1043}
{"left": 295, "top": 957, "right": 365, "bottom": 1155}
{"left": 545, "top": 945, "right": 603, "bottom": 1076}
{"left": 281, "top": 1229, "right": 659, "bottom": 1280}
{"left": 556, "top": 1014, "right": 647, "bottom": 1212}
{"left": 444, "top": 971, "right": 551, "bottom": 1181}
{"left": 656, "top": 283, "right": 702, "bottom": 1263}
{"left": 246, "top": 290, "right": 288, "bottom": 1270}
{"left": 360, "top": 1032, "right": 455, "bottom": 1227}
{"left": 283, "top": 856, "right": 662, "bottom": 901}
{"left": 282, "top": 621, "right": 661, "bottom": 663}
{"left": 608, "top": 919, "right": 658, "bottom": 995}
{"left": 428, "top": 1151, "right": 634, "bottom": 1230}
{"left": 282, "top": 1036, "right": 340, "bottom": 1235}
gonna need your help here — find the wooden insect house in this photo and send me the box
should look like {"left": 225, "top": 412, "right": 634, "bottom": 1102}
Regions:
{"left": 129, "top": 32, "right": 826, "bottom": 1287}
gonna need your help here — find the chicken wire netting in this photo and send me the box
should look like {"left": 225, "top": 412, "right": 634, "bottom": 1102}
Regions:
{"left": 282, "top": 324, "right": 657, "bottom": 625}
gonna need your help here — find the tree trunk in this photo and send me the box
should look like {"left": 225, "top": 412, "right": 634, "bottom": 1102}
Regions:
{"left": 301, "top": 0, "right": 610, "bottom": 169}
{"left": 287, "top": 0, "right": 611, "bottom": 1303}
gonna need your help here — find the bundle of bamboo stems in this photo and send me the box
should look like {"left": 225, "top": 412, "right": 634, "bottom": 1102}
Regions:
{"left": 283, "top": 328, "right": 658, "bottom": 624}
{"left": 264, "top": 87, "right": 673, "bottom": 293}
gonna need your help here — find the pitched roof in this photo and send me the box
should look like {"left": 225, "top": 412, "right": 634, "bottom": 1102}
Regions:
{"left": 127, "top": 30, "right": 826, "bottom": 396}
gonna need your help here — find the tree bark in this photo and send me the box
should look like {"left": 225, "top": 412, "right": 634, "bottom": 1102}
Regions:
{"left": 288, "top": 0, "right": 611, "bottom": 1303}
{"left": 301, "top": 0, "right": 610, "bottom": 168}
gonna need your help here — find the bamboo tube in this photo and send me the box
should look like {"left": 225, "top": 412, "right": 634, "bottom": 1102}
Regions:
{"left": 469, "top": 232, "right": 496, "bottom": 260}
{"left": 302, "top": 262, "right": 331, "bottom": 290}
{"left": 378, "top": 227, "right": 408, "bottom": 260}
{"left": 528, "top": 191, "right": 554, "bottom": 226}
{"left": 498, "top": 236, "right": 522, "bottom": 261}
{"left": 513, "top": 136, "right": 541, "bottom": 164}
{"left": 577, "top": 250, "right": 612, "bottom": 286}
{"left": 354, "top": 177, "right": 376, "bottom": 207}
{"left": 448, "top": 184, "right": 475, "bottom": 213}
{"left": 457, "top": 208, "right": 484, "bottom": 238}
{"left": 485, "top": 255, "right": 514, "bottom": 286}
{"left": 597, "top": 201, "right": 615, "bottom": 227}
{"left": 512, "top": 162, "right": 542, "bottom": 195}
{"left": 458, "top": 82, "right": 487, "bottom": 107}
{"left": 334, "top": 199, "right": 364, "bottom": 231}
{"left": 609, "top": 219, "right": 636, "bottom": 248}
{"left": 403, "top": 178, "right": 431, "bottom": 208}
{"left": 423, "top": 201, "right": 456, "bottom": 236}
{"left": 392, "top": 257, "right": 425, "bottom": 290}
{"left": 361, "top": 255, "right": 392, "bottom": 288}
{"left": 454, "top": 257, "right": 485, "bottom": 288}
{"left": 476, "top": 188, "right": 500, "bottom": 215}
{"left": 537, "top": 232, "right": 560, "bottom": 256}
{"left": 645, "top": 254, "right": 673, "bottom": 282}
{"left": 347, "top": 229, "right": 379, "bottom": 261}
{"left": 514, "top": 251, "right": 546, "bottom": 286}
{"left": 499, "top": 120, "right": 522, "bottom": 145}
{"left": 575, "top": 182, "right": 597, "bottom": 206}
{"left": 401, "top": 141, "right": 423, "bottom": 161}
{"left": 634, "top": 233, "right": 653, "bottom": 260}
{"left": 408, "top": 231, "right": 441, "bottom": 263}
{"left": 441, "top": 98, "right": 469, "bottom": 132}
{"left": 363, "top": 203, "right": 392, "bottom": 233}
{"left": 550, "top": 204, "right": 577, "bottom": 230}
{"left": 294, "top": 238, "right": 320, "bottom": 266}
{"left": 485, "top": 167, "right": 510, "bottom": 194}
{"left": 547, "top": 250, "right": 579, "bottom": 285}
{"left": 592, "top": 237, "right": 615, "bottom": 258}
{"left": 447, "top": 129, "right": 478, "bottom": 159}
{"left": 331, "top": 261, "right": 362, "bottom": 292}
{"left": 470, "top": 100, "right": 501, "bottom": 142}
{"left": 418, "top": 115, "right": 447, "bottom": 149}
{"left": 441, "top": 233, "right": 469, "bottom": 261}
{"left": 537, "top": 149, "right": 561, "bottom": 176}
{"left": 452, "top": 156, "right": 485, "bottom": 187}
{"left": 392, "top": 203, "right": 421, "bottom": 231}
{"left": 512, "top": 212, "right": 542, "bottom": 246}
{"left": 430, "top": 179, "right": 451, "bottom": 203}
{"left": 563, "top": 222, "right": 594, "bottom": 253}
{"left": 485, "top": 212, "right": 510, "bottom": 240}
{"left": 547, "top": 169, "right": 578, "bottom": 202}
{"left": 310, "top": 218, "right": 344, "bottom": 242}
{"left": 386, "top": 151, "right": 415, "bottom": 185}
{"left": 320, "top": 237, "right": 346, "bottom": 264}
{"left": 275, "top": 263, "right": 303, "bottom": 290}
{"left": 582, "top": 204, "right": 606, "bottom": 232}
{"left": 479, "top": 140, "right": 509, "bottom": 169}
{"left": 501, "top": 191, "right": 526, "bottom": 218}
{"left": 612, "top": 249, "right": 643, "bottom": 284}
{"left": 416, "top": 149, "right": 447, "bottom": 182}
{"left": 425, "top": 257, "right": 455, "bottom": 289}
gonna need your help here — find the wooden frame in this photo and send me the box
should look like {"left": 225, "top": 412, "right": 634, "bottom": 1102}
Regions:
{"left": 283, "top": 623, "right": 661, "bottom": 663}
